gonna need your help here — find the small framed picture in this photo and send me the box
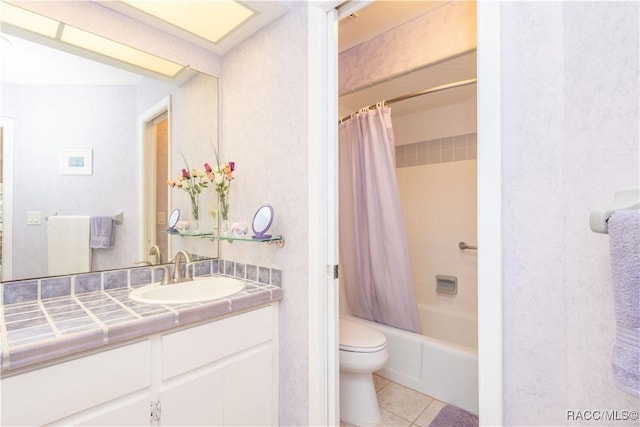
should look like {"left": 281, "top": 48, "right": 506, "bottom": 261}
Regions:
{"left": 60, "top": 149, "right": 93, "bottom": 175}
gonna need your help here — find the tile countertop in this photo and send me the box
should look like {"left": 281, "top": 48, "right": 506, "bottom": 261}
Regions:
{"left": 0, "top": 276, "right": 283, "bottom": 374}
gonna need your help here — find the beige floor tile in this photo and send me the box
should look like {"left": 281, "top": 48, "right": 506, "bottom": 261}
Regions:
{"left": 377, "top": 382, "right": 433, "bottom": 423}
{"left": 340, "top": 408, "right": 411, "bottom": 427}
{"left": 341, "top": 376, "right": 471, "bottom": 427}
{"left": 373, "top": 373, "right": 390, "bottom": 392}
{"left": 413, "top": 399, "right": 447, "bottom": 427}
{"left": 379, "top": 408, "right": 412, "bottom": 426}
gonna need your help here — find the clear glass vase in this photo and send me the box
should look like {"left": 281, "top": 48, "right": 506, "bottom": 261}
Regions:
{"left": 220, "top": 194, "right": 230, "bottom": 235}
{"left": 191, "top": 197, "right": 200, "bottom": 233}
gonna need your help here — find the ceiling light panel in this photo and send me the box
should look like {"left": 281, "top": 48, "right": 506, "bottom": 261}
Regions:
{"left": 120, "top": 0, "right": 255, "bottom": 44}
{"left": 60, "top": 25, "right": 183, "bottom": 77}
{"left": 1, "top": 2, "right": 60, "bottom": 38}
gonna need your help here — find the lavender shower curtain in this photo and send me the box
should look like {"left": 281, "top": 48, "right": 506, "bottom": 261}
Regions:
{"left": 339, "top": 105, "right": 422, "bottom": 334}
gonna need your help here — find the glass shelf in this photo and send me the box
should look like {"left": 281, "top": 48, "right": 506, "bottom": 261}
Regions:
{"left": 167, "top": 230, "right": 285, "bottom": 248}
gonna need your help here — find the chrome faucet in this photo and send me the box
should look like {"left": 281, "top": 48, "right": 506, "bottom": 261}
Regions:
{"left": 172, "top": 250, "right": 193, "bottom": 283}
{"left": 148, "top": 245, "right": 163, "bottom": 265}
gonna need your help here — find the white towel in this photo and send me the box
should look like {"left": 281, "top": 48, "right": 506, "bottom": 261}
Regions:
{"left": 608, "top": 209, "right": 640, "bottom": 397}
{"left": 48, "top": 216, "right": 91, "bottom": 276}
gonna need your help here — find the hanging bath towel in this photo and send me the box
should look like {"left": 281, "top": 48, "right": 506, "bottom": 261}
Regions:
{"left": 48, "top": 216, "right": 91, "bottom": 276}
{"left": 608, "top": 209, "right": 640, "bottom": 397}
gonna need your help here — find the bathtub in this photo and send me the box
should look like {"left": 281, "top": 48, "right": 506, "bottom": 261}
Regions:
{"left": 343, "top": 304, "right": 478, "bottom": 414}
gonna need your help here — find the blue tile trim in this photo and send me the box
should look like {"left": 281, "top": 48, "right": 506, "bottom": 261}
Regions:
{"left": 396, "top": 132, "right": 477, "bottom": 168}
{"left": 1, "top": 257, "right": 284, "bottom": 304}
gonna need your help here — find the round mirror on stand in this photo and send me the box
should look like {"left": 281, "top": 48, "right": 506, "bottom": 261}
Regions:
{"left": 167, "top": 208, "right": 180, "bottom": 232}
{"left": 251, "top": 205, "right": 274, "bottom": 240}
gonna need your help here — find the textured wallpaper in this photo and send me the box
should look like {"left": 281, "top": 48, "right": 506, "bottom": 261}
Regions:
{"left": 501, "top": 2, "right": 640, "bottom": 424}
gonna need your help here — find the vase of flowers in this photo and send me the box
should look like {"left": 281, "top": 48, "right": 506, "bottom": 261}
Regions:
{"left": 204, "top": 149, "right": 235, "bottom": 235}
{"left": 167, "top": 155, "right": 210, "bottom": 232}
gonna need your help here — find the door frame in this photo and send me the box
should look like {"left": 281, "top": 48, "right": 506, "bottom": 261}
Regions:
{"left": 138, "top": 96, "right": 171, "bottom": 263}
{"left": 0, "top": 117, "right": 14, "bottom": 281}
{"left": 309, "top": 1, "right": 504, "bottom": 425}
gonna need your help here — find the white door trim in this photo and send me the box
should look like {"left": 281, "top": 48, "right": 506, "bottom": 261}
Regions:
{"left": 1, "top": 117, "right": 14, "bottom": 281}
{"left": 308, "top": 2, "right": 340, "bottom": 426}
{"left": 476, "top": 2, "right": 504, "bottom": 425}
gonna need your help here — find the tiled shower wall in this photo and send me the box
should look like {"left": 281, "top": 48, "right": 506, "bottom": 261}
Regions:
{"left": 396, "top": 132, "right": 478, "bottom": 317}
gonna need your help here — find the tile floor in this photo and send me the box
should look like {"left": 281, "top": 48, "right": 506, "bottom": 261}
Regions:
{"left": 341, "top": 374, "right": 453, "bottom": 427}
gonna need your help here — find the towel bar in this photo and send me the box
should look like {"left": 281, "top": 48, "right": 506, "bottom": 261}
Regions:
{"left": 590, "top": 188, "right": 639, "bottom": 234}
{"left": 112, "top": 211, "right": 124, "bottom": 225}
{"left": 46, "top": 212, "right": 124, "bottom": 225}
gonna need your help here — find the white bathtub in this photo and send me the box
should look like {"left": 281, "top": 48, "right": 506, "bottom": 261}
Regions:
{"left": 343, "top": 304, "right": 478, "bottom": 414}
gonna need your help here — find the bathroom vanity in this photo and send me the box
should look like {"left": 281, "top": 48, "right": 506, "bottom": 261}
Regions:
{"left": 0, "top": 272, "right": 282, "bottom": 426}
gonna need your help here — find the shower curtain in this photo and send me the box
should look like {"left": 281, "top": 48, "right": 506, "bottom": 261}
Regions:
{"left": 339, "top": 105, "right": 422, "bottom": 334}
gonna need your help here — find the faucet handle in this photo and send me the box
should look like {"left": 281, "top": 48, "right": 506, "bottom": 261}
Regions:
{"left": 184, "top": 261, "right": 197, "bottom": 281}
{"left": 159, "top": 265, "right": 171, "bottom": 285}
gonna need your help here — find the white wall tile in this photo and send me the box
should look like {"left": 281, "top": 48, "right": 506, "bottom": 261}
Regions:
{"left": 397, "top": 159, "right": 477, "bottom": 316}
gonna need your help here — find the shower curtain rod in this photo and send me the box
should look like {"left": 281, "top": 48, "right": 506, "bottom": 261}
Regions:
{"left": 339, "top": 77, "right": 477, "bottom": 123}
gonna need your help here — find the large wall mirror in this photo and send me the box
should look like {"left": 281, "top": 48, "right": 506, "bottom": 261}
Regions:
{"left": 0, "top": 29, "right": 220, "bottom": 282}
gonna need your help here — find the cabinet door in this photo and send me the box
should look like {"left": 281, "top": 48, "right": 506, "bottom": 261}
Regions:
{"left": 224, "top": 345, "right": 273, "bottom": 426}
{"left": 159, "top": 367, "right": 224, "bottom": 426}
{"left": 1, "top": 341, "right": 151, "bottom": 426}
{"left": 47, "top": 392, "right": 151, "bottom": 427}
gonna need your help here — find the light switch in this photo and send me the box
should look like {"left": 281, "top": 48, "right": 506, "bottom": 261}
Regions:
{"left": 27, "top": 211, "right": 42, "bottom": 225}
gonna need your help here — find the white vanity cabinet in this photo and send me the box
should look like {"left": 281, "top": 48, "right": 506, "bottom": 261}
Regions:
{"left": 159, "top": 306, "right": 276, "bottom": 426}
{"left": 1, "top": 341, "right": 153, "bottom": 427}
{"left": 0, "top": 305, "right": 278, "bottom": 427}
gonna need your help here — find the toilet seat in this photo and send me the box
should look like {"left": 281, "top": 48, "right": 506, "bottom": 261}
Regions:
{"left": 339, "top": 318, "right": 387, "bottom": 353}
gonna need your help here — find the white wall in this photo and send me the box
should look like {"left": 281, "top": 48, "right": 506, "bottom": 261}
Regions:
{"left": 501, "top": 2, "right": 640, "bottom": 424}
{"left": 3, "top": 84, "right": 138, "bottom": 278}
{"left": 168, "top": 72, "right": 220, "bottom": 260}
{"left": 219, "top": 3, "right": 310, "bottom": 425}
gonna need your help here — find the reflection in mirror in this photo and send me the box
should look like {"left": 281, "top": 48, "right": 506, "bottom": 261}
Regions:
{"left": 167, "top": 209, "right": 180, "bottom": 232}
{"left": 252, "top": 205, "right": 274, "bottom": 240}
{"left": 0, "top": 32, "right": 219, "bottom": 281}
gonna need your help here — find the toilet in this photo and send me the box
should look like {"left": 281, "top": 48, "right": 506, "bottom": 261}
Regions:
{"left": 339, "top": 317, "right": 389, "bottom": 426}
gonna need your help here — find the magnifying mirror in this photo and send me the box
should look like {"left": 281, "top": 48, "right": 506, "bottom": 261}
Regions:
{"left": 167, "top": 208, "right": 180, "bottom": 232}
{"left": 252, "top": 205, "right": 274, "bottom": 240}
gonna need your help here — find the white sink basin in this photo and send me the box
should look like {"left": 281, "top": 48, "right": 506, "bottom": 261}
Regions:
{"left": 129, "top": 276, "right": 246, "bottom": 305}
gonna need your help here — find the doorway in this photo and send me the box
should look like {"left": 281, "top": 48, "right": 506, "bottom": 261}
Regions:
{"left": 315, "top": 1, "right": 504, "bottom": 425}
{"left": 139, "top": 98, "right": 171, "bottom": 265}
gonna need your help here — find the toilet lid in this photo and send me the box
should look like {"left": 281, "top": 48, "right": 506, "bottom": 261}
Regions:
{"left": 339, "top": 318, "right": 387, "bottom": 353}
